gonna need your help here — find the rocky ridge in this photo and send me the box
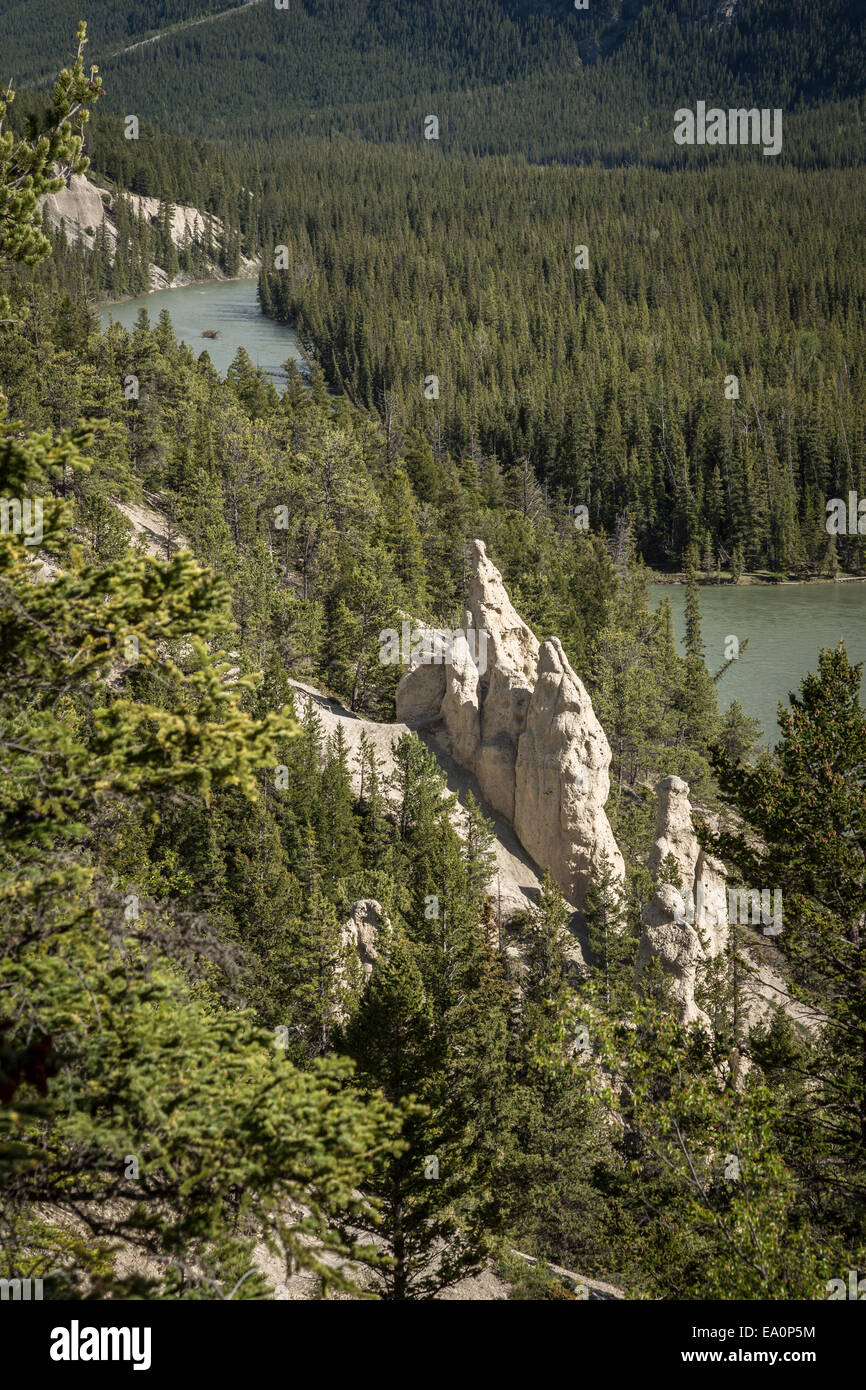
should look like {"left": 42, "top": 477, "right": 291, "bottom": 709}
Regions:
{"left": 387, "top": 540, "right": 813, "bottom": 1038}
{"left": 396, "top": 539, "right": 624, "bottom": 910}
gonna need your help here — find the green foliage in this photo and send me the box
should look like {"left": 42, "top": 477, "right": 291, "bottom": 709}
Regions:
{"left": 583, "top": 1000, "right": 844, "bottom": 1299}
{"left": 502, "top": 876, "right": 619, "bottom": 1274}
{"left": 0, "top": 24, "right": 102, "bottom": 279}
{"left": 343, "top": 931, "right": 492, "bottom": 1299}
{"left": 704, "top": 643, "right": 866, "bottom": 1255}
{"left": 5, "top": 1, "right": 863, "bottom": 163}
{"left": 715, "top": 698, "right": 762, "bottom": 765}
{"left": 0, "top": 415, "right": 408, "bottom": 1295}
{"left": 584, "top": 852, "right": 636, "bottom": 1010}
{"left": 590, "top": 565, "right": 719, "bottom": 803}
{"left": 256, "top": 142, "right": 866, "bottom": 576}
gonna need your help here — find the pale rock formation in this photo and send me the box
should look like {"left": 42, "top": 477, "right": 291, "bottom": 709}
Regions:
{"left": 41, "top": 174, "right": 111, "bottom": 251}
{"left": 335, "top": 900, "right": 385, "bottom": 1020}
{"left": 461, "top": 538, "right": 538, "bottom": 816}
{"left": 514, "top": 638, "right": 625, "bottom": 909}
{"left": 393, "top": 541, "right": 623, "bottom": 909}
{"left": 125, "top": 192, "right": 221, "bottom": 246}
{"left": 394, "top": 630, "right": 446, "bottom": 724}
{"left": 648, "top": 776, "right": 728, "bottom": 956}
{"left": 397, "top": 537, "right": 538, "bottom": 794}
{"left": 636, "top": 884, "right": 711, "bottom": 1030}
{"left": 637, "top": 775, "right": 728, "bottom": 1026}
{"left": 38, "top": 172, "right": 255, "bottom": 286}
{"left": 440, "top": 632, "right": 482, "bottom": 770}
{"left": 41, "top": 173, "right": 112, "bottom": 252}
{"left": 464, "top": 538, "right": 539, "bottom": 682}
{"left": 639, "top": 777, "right": 823, "bottom": 1040}
{"left": 339, "top": 899, "right": 383, "bottom": 987}
{"left": 289, "top": 682, "right": 553, "bottom": 923}
{"left": 695, "top": 849, "right": 730, "bottom": 959}
{"left": 477, "top": 664, "right": 534, "bottom": 821}
{"left": 648, "top": 776, "right": 699, "bottom": 887}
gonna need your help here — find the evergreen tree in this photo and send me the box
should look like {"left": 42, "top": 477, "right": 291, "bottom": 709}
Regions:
{"left": 583, "top": 852, "right": 633, "bottom": 1010}
{"left": 506, "top": 876, "right": 614, "bottom": 1271}
{"left": 705, "top": 644, "right": 866, "bottom": 1254}
{"left": 682, "top": 542, "right": 704, "bottom": 663}
{"left": 343, "top": 932, "right": 491, "bottom": 1299}
{"left": 0, "top": 417, "right": 398, "bottom": 1295}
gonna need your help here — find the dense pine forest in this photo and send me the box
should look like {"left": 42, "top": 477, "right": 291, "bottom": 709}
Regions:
{"left": 1, "top": 4, "right": 865, "bottom": 1327}
{"left": 41, "top": 109, "right": 866, "bottom": 575}
{"left": 3, "top": 0, "right": 864, "bottom": 161}
{"left": 258, "top": 147, "right": 866, "bottom": 573}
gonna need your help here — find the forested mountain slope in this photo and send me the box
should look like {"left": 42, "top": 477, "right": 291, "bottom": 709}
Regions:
{"left": 3, "top": 1, "right": 864, "bottom": 160}
{"left": 29, "top": 85, "right": 866, "bottom": 577}
{"left": 257, "top": 145, "right": 866, "bottom": 573}
{"left": 5, "top": 229, "right": 860, "bottom": 1298}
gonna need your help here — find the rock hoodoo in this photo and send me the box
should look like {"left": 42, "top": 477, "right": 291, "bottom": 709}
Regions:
{"left": 636, "top": 775, "right": 729, "bottom": 1025}
{"left": 636, "top": 884, "right": 710, "bottom": 1028}
{"left": 396, "top": 540, "right": 624, "bottom": 909}
{"left": 648, "top": 775, "right": 700, "bottom": 887}
{"left": 339, "top": 899, "right": 383, "bottom": 986}
{"left": 335, "top": 899, "right": 385, "bottom": 1020}
{"left": 513, "top": 637, "right": 624, "bottom": 908}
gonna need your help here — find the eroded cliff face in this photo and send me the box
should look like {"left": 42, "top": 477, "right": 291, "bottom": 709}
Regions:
{"left": 637, "top": 775, "right": 729, "bottom": 1027}
{"left": 339, "top": 899, "right": 383, "bottom": 988}
{"left": 513, "top": 637, "right": 625, "bottom": 909}
{"left": 38, "top": 172, "right": 254, "bottom": 289}
{"left": 636, "top": 884, "right": 710, "bottom": 1027}
{"left": 307, "top": 544, "right": 812, "bottom": 1040}
{"left": 289, "top": 680, "right": 558, "bottom": 927}
{"left": 335, "top": 899, "right": 385, "bottom": 1022}
{"left": 396, "top": 539, "right": 623, "bottom": 909}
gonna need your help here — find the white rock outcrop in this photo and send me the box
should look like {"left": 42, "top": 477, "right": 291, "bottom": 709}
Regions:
{"left": 647, "top": 776, "right": 728, "bottom": 957}
{"left": 648, "top": 776, "right": 699, "bottom": 886}
{"left": 339, "top": 899, "right": 383, "bottom": 987}
{"left": 393, "top": 634, "right": 447, "bottom": 724}
{"left": 289, "top": 682, "right": 553, "bottom": 923}
{"left": 637, "top": 776, "right": 728, "bottom": 1025}
{"left": 465, "top": 538, "right": 539, "bottom": 682}
{"left": 41, "top": 174, "right": 111, "bottom": 249}
{"left": 125, "top": 192, "right": 220, "bottom": 246}
{"left": 514, "top": 638, "right": 625, "bottom": 908}
{"left": 335, "top": 899, "right": 385, "bottom": 1021}
{"left": 636, "top": 884, "right": 711, "bottom": 1029}
{"left": 38, "top": 172, "right": 246, "bottom": 288}
{"left": 395, "top": 540, "right": 623, "bottom": 909}
{"left": 694, "top": 848, "right": 730, "bottom": 959}
{"left": 637, "top": 777, "right": 823, "bottom": 1040}
{"left": 440, "top": 634, "right": 483, "bottom": 772}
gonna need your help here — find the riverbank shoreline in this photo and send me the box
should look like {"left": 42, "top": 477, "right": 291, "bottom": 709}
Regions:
{"left": 651, "top": 572, "right": 866, "bottom": 587}
{"left": 95, "top": 267, "right": 260, "bottom": 311}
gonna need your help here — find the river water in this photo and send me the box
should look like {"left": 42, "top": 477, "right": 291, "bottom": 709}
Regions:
{"left": 650, "top": 582, "right": 866, "bottom": 745}
{"left": 96, "top": 277, "right": 305, "bottom": 385}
